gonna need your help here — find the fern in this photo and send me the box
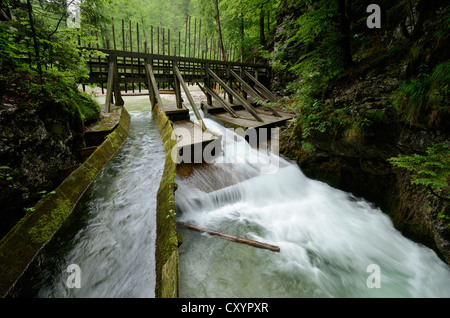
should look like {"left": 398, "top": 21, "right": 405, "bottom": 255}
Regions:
{"left": 389, "top": 144, "right": 450, "bottom": 200}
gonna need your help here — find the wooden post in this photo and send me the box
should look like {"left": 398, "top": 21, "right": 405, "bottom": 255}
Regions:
{"left": 188, "top": 16, "right": 191, "bottom": 58}
{"left": 243, "top": 69, "right": 279, "bottom": 102}
{"left": 113, "top": 55, "right": 124, "bottom": 106}
{"left": 177, "top": 222, "right": 280, "bottom": 252}
{"left": 112, "top": 18, "right": 116, "bottom": 50}
{"left": 227, "top": 66, "right": 233, "bottom": 104}
{"left": 197, "top": 82, "right": 239, "bottom": 118}
{"left": 129, "top": 21, "right": 134, "bottom": 93}
{"left": 122, "top": 19, "right": 127, "bottom": 93}
{"left": 207, "top": 68, "right": 263, "bottom": 122}
{"left": 204, "top": 62, "right": 212, "bottom": 105}
{"left": 173, "top": 61, "right": 183, "bottom": 109}
{"left": 184, "top": 15, "right": 188, "bottom": 57}
{"left": 162, "top": 28, "right": 165, "bottom": 55}
{"left": 105, "top": 58, "right": 115, "bottom": 113}
{"left": 174, "top": 64, "right": 206, "bottom": 131}
{"left": 151, "top": 25, "right": 154, "bottom": 54}
{"left": 230, "top": 69, "right": 281, "bottom": 117}
{"left": 137, "top": 22, "right": 141, "bottom": 93}
{"left": 122, "top": 19, "right": 125, "bottom": 50}
{"left": 145, "top": 59, "right": 163, "bottom": 109}
{"left": 157, "top": 26, "right": 160, "bottom": 55}
{"left": 168, "top": 29, "right": 170, "bottom": 56}
{"left": 193, "top": 18, "right": 196, "bottom": 59}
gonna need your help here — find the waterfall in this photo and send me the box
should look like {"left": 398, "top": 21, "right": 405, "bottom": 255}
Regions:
{"left": 177, "top": 118, "right": 450, "bottom": 298}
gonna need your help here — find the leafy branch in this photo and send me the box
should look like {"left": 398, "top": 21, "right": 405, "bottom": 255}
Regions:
{"left": 389, "top": 144, "right": 450, "bottom": 201}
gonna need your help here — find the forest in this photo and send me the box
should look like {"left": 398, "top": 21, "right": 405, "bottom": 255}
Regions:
{"left": 0, "top": 0, "right": 449, "bottom": 293}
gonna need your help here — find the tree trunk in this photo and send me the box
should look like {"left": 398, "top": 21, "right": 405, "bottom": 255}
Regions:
{"left": 240, "top": 9, "right": 244, "bottom": 62}
{"left": 337, "top": 0, "right": 353, "bottom": 67}
{"left": 213, "top": 0, "right": 226, "bottom": 61}
{"left": 259, "top": 6, "right": 266, "bottom": 48}
{"left": 26, "top": 0, "right": 42, "bottom": 78}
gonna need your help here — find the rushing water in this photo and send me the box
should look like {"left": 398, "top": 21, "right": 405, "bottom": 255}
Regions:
{"left": 177, "top": 117, "right": 450, "bottom": 298}
{"left": 11, "top": 93, "right": 450, "bottom": 298}
{"left": 13, "top": 96, "right": 165, "bottom": 297}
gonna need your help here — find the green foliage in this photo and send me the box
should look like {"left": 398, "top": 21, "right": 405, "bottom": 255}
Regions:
{"left": 191, "top": 0, "right": 280, "bottom": 62}
{"left": 392, "top": 62, "right": 450, "bottom": 126}
{"left": 0, "top": 166, "right": 19, "bottom": 182}
{"left": 166, "top": 209, "right": 176, "bottom": 219}
{"left": 389, "top": 144, "right": 450, "bottom": 200}
{"left": 295, "top": 99, "right": 330, "bottom": 139}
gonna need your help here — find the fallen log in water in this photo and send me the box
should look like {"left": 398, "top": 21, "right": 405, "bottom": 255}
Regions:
{"left": 177, "top": 222, "right": 280, "bottom": 252}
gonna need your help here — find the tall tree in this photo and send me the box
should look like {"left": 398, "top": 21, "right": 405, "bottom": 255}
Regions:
{"left": 213, "top": 0, "right": 226, "bottom": 60}
{"left": 259, "top": 3, "right": 266, "bottom": 48}
{"left": 337, "top": 0, "right": 353, "bottom": 67}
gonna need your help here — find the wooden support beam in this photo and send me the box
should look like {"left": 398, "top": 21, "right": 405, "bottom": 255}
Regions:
{"left": 173, "top": 64, "right": 206, "bottom": 131}
{"left": 207, "top": 68, "right": 263, "bottom": 122}
{"left": 243, "top": 69, "right": 278, "bottom": 102}
{"left": 144, "top": 58, "right": 162, "bottom": 109}
{"left": 196, "top": 82, "right": 238, "bottom": 118}
{"left": 177, "top": 222, "right": 280, "bottom": 253}
{"left": 173, "top": 61, "right": 183, "bottom": 109}
{"left": 104, "top": 60, "right": 115, "bottom": 112}
{"left": 227, "top": 66, "right": 233, "bottom": 104}
{"left": 112, "top": 56, "right": 124, "bottom": 106}
{"left": 229, "top": 69, "right": 281, "bottom": 117}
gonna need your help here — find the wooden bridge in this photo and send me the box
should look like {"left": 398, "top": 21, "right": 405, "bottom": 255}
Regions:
{"left": 81, "top": 18, "right": 295, "bottom": 161}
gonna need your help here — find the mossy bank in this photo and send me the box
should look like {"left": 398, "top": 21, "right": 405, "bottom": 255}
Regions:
{"left": 0, "top": 107, "right": 130, "bottom": 297}
{"left": 151, "top": 103, "right": 180, "bottom": 298}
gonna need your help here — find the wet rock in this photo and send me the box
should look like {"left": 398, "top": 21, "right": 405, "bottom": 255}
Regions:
{"left": 0, "top": 102, "right": 84, "bottom": 237}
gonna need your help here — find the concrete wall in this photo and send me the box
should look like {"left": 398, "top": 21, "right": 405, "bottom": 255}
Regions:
{"left": 151, "top": 104, "right": 180, "bottom": 298}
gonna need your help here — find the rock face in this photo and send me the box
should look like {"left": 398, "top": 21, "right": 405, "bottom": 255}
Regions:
{"left": 275, "top": 0, "right": 450, "bottom": 264}
{"left": 0, "top": 102, "right": 85, "bottom": 237}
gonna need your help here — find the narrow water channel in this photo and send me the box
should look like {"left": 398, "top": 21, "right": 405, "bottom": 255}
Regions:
{"left": 176, "top": 117, "right": 450, "bottom": 298}
{"left": 13, "top": 96, "right": 165, "bottom": 297}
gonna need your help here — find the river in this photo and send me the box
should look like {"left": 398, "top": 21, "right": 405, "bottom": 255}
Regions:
{"left": 176, "top": 116, "right": 450, "bottom": 298}
{"left": 11, "top": 93, "right": 450, "bottom": 298}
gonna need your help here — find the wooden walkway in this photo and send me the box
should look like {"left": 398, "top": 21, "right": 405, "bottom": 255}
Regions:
{"left": 80, "top": 17, "right": 295, "bottom": 162}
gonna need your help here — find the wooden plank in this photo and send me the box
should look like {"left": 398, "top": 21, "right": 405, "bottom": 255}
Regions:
{"left": 207, "top": 68, "right": 263, "bottom": 122}
{"left": 177, "top": 222, "right": 280, "bottom": 252}
{"left": 229, "top": 69, "right": 281, "bottom": 117}
{"left": 211, "top": 106, "right": 295, "bottom": 130}
{"left": 83, "top": 47, "right": 269, "bottom": 68}
{"left": 173, "top": 64, "right": 206, "bottom": 131}
{"left": 196, "top": 82, "right": 238, "bottom": 118}
{"left": 243, "top": 69, "right": 278, "bottom": 102}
